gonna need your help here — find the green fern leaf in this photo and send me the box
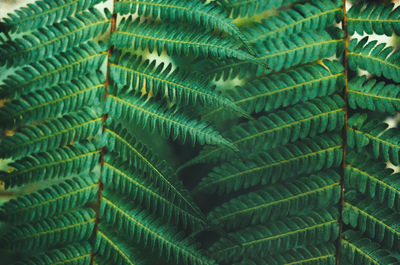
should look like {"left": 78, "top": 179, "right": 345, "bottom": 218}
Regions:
{"left": 14, "top": 243, "right": 92, "bottom": 265}
{"left": 115, "top": 0, "right": 247, "bottom": 45}
{"left": 113, "top": 16, "right": 254, "bottom": 61}
{"left": 0, "top": 209, "right": 95, "bottom": 251}
{"left": 343, "top": 191, "right": 400, "bottom": 250}
{"left": 340, "top": 230, "right": 400, "bottom": 265}
{"left": 0, "top": 108, "right": 102, "bottom": 159}
{"left": 345, "top": 153, "right": 400, "bottom": 212}
{"left": 110, "top": 51, "right": 243, "bottom": 113}
{"left": 222, "top": 0, "right": 299, "bottom": 18}
{"left": 209, "top": 210, "right": 338, "bottom": 263}
{"left": 2, "top": 0, "right": 105, "bottom": 33}
{"left": 0, "top": 41, "right": 107, "bottom": 98}
{"left": 95, "top": 227, "right": 146, "bottom": 265}
{"left": 348, "top": 37, "right": 400, "bottom": 82}
{"left": 232, "top": 244, "right": 336, "bottom": 265}
{"left": 206, "top": 30, "right": 344, "bottom": 80}
{"left": 0, "top": 142, "right": 100, "bottom": 188}
{"left": 103, "top": 154, "right": 206, "bottom": 230}
{"left": 204, "top": 60, "right": 344, "bottom": 118}
{"left": 208, "top": 170, "right": 340, "bottom": 230}
{"left": 348, "top": 2, "right": 400, "bottom": 36}
{"left": 349, "top": 76, "right": 400, "bottom": 114}
{"left": 105, "top": 90, "right": 232, "bottom": 147}
{"left": 189, "top": 95, "right": 344, "bottom": 167}
{"left": 0, "top": 9, "right": 109, "bottom": 67}
{"left": 194, "top": 133, "right": 343, "bottom": 195}
{"left": 243, "top": 1, "right": 342, "bottom": 43}
{"left": 0, "top": 175, "right": 98, "bottom": 224}
{"left": 0, "top": 72, "right": 104, "bottom": 129}
{"left": 348, "top": 113, "right": 400, "bottom": 165}
{"left": 99, "top": 190, "right": 217, "bottom": 265}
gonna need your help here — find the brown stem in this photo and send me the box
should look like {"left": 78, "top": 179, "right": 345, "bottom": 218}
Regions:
{"left": 336, "top": 0, "right": 349, "bottom": 264}
{"left": 90, "top": 1, "right": 117, "bottom": 264}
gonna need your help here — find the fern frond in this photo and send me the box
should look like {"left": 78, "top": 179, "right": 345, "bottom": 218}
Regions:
{"left": 105, "top": 90, "right": 232, "bottom": 147}
{"left": 99, "top": 190, "right": 216, "bottom": 265}
{"left": 345, "top": 154, "right": 400, "bottom": 212}
{"left": 110, "top": 51, "right": 243, "bottom": 113}
{"left": 0, "top": 72, "right": 104, "bottom": 129}
{"left": 0, "top": 175, "right": 98, "bottom": 224}
{"left": 207, "top": 29, "right": 344, "bottom": 80}
{"left": 340, "top": 230, "right": 400, "bottom": 265}
{"left": 95, "top": 226, "right": 146, "bottom": 265}
{"left": 102, "top": 154, "right": 206, "bottom": 229}
{"left": 348, "top": 37, "right": 400, "bottom": 82}
{"left": 2, "top": 0, "right": 105, "bottom": 33}
{"left": 0, "top": 41, "right": 107, "bottom": 98}
{"left": 208, "top": 170, "right": 340, "bottom": 230}
{"left": 348, "top": 76, "right": 400, "bottom": 114}
{"left": 113, "top": 17, "right": 254, "bottom": 61}
{"left": 348, "top": 2, "right": 400, "bottom": 36}
{"left": 209, "top": 210, "right": 339, "bottom": 263}
{"left": 223, "top": 0, "right": 299, "bottom": 18}
{"left": 343, "top": 192, "right": 400, "bottom": 250}
{"left": 0, "top": 209, "right": 95, "bottom": 251}
{"left": 0, "top": 9, "right": 109, "bottom": 67}
{"left": 243, "top": 1, "right": 342, "bottom": 43}
{"left": 0, "top": 142, "right": 100, "bottom": 188}
{"left": 347, "top": 114, "right": 400, "bottom": 165}
{"left": 194, "top": 134, "right": 343, "bottom": 195}
{"left": 232, "top": 244, "right": 336, "bottom": 265}
{"left": 189, "top": 95, "right": 344, "bottom": 167}
{"left": 14, "top": 243, "right": 92, "bottom": 265}
{"left": 0, "top": 108, "right": 102, "bottom": 159}
{"left": 115, "top": 0, "right": 247, "bottom": 45}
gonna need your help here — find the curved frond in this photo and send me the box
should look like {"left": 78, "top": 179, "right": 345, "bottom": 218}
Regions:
{"left": 14, "top": 243, "right": 92, "bottom": 265}
{"left": 105, "top": 90, "right": 232, "bottom": 147}
{"left": 348, "top": 37, "right": 400, "bottom": 82}
{"left": 2, "top": 0, "right": 105, "bottom": 33}
{"left": 0, "top": 108, "right": 102, "bottom": 159}
{"left": 0, "top": 142, "right": 100, "bottom": 188}
{"left": 340, "top": 230, "right": 400, "bottom": 265}
{"left": 343, "top": 192, "right": 400, "bottom": 250}
{"left": 114, "top": 0, "right": 247, "bottom": 45}
{"left": 348, "top": 76, "right": 400, "bottom": 114}
{"left": 113, "top": 17, "right": 254, "bottom": 61}
{"left": 232, "top": 244, "right": 336, "bottom": 265}
{"left": 194, "top": 133, "right": 343, "bottom": 195}
{"left": 208, "top": 170, "right": 340, "bottom": 230}
{"left": 0, "top": 9, "right": 109, "bottom": 67}
{"left": 0, "top": 41, "right": 107, "bottom": 98}
{"left": 348, "top": 2, "right": 400, "bottom": 36}
{"left": 345, "top": 154, "right": 400, "bottom": 212}
{"left": 0, "top": 72, "right": 104, "bottom": 129}
{"left": 209, "top": 210, "right": 339, "bottom": 263}
{"left": 189, "top": 95, "right": 344, "bottom": 167}
{"left": 243, "top": 1, "right": 342, "bottom": 43}
{"left": 0, "top": 209, "right": 95, "bottom": 251}
{"left": 99, "top": 191, "right": 217, "bottom": 265}
{"left": 110, "top": 51, "right": 243, "bottom": 113}
{"left": 347, "top": 113, "right": 400, "bottom": 165}
{"left": 102, "top": 154, "right": 206, "bottom": 230}
{"left": 0, "top": 175, "right": 98, "bottom": 224}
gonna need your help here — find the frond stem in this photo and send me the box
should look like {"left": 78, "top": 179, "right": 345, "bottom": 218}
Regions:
{"left": 90, "top": 1, "right": 117, "bottom": 264}
{"left": 337, "top": 0, "right": 349, "bottom": 264}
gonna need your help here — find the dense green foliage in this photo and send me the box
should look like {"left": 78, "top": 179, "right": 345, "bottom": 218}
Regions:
{"left": 1, "top": 0, "right": 400, "bottom": 264}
